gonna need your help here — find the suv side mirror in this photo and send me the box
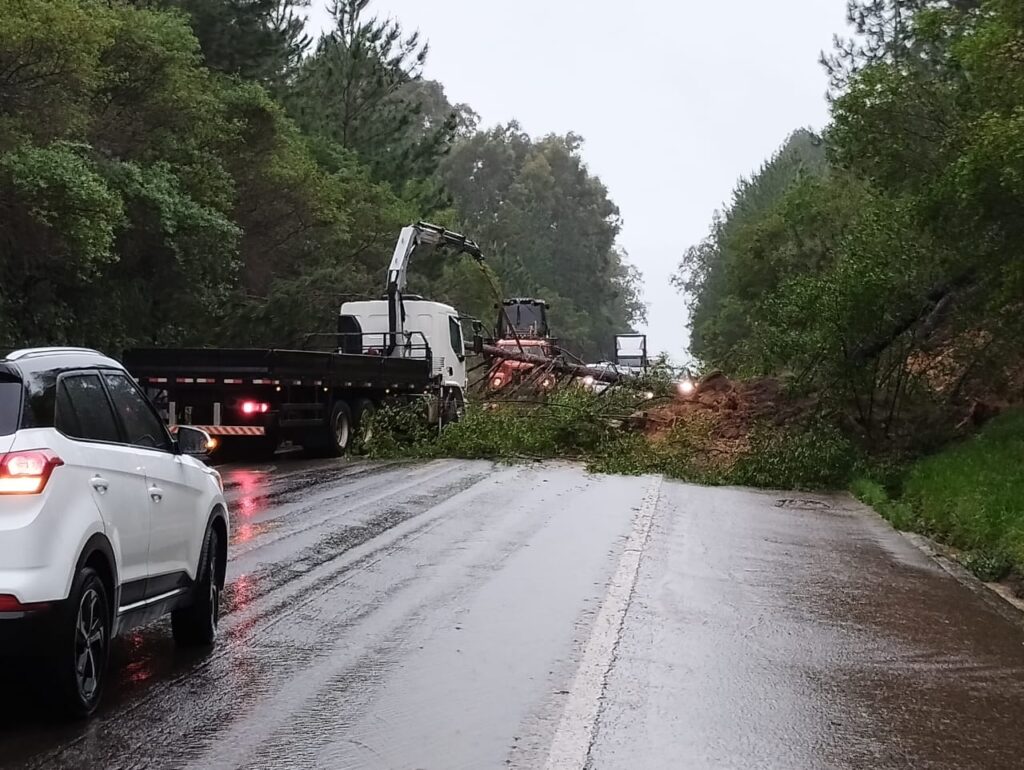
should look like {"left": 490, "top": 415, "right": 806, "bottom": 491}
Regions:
{"left": 176, "top": 426, "right": 213, "bottom": 458}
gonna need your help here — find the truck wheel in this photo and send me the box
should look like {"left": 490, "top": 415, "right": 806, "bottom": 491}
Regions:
{"left": 351, "top": 399, "right": 375, "bottom": 454}
{"left": 327, "top": 400, "right": 353, "bottom": 457}
{"left": 52, "top": 566, "right": 111, "bottom": 718}
{"left": 442, "top": 388, "right": 466, "bottom": 426}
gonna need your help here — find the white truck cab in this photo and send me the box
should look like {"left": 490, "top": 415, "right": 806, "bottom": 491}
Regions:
{"left": 340, "top": 299, "right": 468, "bottom": 392}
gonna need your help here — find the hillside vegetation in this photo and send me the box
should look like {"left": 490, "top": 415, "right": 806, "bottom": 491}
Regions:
{"left": 679, "top": 0, "right": 1024, "bottom": 446}
{"left": 0, "top": 0, "right": 642, "bottom": 360}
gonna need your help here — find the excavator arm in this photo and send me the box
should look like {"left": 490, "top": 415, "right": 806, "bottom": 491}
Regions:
{"left": 386, "top": 222, "right": 485, "bottom": 355}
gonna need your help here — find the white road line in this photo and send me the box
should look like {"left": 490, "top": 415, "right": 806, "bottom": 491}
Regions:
{"left": 544, "top": 475, "right": 664, "bottom": 770}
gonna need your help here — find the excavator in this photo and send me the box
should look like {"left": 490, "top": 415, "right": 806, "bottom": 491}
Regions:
{"left": 485, "top": 298, "right": 560, "bottom": 395}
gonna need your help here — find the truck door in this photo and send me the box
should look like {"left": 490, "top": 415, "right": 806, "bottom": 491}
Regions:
{"left": 447, "top": 315, "right": 467, "bottom": 387}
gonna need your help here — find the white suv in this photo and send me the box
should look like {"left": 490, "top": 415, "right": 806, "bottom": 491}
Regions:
{"left": 0, "top": 348, "right": 228, "bottom": 717}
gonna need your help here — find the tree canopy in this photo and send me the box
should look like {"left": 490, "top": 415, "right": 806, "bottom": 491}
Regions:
{"left": 0, "top": 0, "right": 642, "bottom": 359}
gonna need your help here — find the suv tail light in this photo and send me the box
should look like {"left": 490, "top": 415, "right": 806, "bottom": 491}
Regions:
{"left": 0, "top": 594, "right": 50, "bottom": 613}
{"left": 0, "top": 450, "right": 63, "bottom": 495}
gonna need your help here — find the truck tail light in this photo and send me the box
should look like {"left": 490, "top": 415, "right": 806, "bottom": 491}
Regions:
{"left": 0, "top": 450, "right": 63, "bottom": 495}
{"left": 240, "top": 401, "right": 270, "bottom": 415}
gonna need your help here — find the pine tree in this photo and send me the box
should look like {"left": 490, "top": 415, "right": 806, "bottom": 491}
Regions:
{"left": 154, "top": 0, "right": 311, "bottom": 85}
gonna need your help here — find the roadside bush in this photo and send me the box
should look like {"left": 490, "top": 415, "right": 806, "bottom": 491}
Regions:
{"left": 901, "top": 410, "right": 1024, "bottom": 577}
{"left": 853, "top": 410, "right": 1024, "bottom": 583}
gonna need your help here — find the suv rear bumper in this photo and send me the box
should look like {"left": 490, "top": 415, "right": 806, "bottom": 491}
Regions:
{"left": 0, "top": 603, "right": 64, "bottom": 656}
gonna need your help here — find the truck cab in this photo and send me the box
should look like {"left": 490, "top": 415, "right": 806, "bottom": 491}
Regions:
{"left": 339, "top": 299, "right": 468, "bottom": 393}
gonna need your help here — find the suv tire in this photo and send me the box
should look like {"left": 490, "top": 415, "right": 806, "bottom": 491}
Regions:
{"left": 171, "top": 526, "right": 221, "bottom": 647}
{"left": 53, "top": 566, "right": 111, "bottom": 719}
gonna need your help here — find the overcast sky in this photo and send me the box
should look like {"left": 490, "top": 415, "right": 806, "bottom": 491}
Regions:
{"left": 309, "top": 1, "right": 851, "bottom": 363}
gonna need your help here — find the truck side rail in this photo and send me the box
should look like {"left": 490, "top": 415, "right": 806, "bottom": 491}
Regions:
{"left": 299, "top": 331, "right": 434, "bottom": 363}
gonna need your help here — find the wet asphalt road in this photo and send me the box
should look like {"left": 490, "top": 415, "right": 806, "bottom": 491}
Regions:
{"left": 2, "top": 459, "right": 1024, "bottom": 769}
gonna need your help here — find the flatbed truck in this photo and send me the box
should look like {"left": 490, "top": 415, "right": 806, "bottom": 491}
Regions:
{"left": 122, "top": 224, "right": 482, "bottom": 459}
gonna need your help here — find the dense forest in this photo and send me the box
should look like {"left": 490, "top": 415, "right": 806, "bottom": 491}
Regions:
{"left": 679, "top": 0, "right": 1024, "bottom": 444}
{"left": 0, "top": 0, "right": 642, "bottom": 361}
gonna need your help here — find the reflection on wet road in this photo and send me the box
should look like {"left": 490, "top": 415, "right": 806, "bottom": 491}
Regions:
{"left": 1, "top": 459, "right": 1024, "bottom": 768}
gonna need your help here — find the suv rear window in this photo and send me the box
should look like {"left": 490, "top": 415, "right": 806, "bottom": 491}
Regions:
{"left": 56, "top": 374, "right": 122, "bottom": 444}
{"left": 0, "top": 380, "right": 22, "bottom": 436}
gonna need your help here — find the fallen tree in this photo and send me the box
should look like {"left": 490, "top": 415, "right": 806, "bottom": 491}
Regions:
{"left": 476, "top": 343, "right": 629, "bottom": 384}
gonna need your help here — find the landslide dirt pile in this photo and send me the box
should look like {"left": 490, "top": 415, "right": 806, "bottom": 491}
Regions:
{"left": 637, "top": 371, "right": 815, "bottom": 469}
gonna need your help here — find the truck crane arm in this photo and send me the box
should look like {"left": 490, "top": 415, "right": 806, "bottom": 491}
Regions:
{"left": 386, "top": 222, "right": 485, "bottom": 355}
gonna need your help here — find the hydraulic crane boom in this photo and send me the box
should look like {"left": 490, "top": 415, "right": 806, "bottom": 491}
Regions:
{"left": 386, "top": 222, "right": 485, "bottom": 355}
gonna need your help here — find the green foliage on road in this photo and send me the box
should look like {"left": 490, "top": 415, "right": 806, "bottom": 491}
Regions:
{"left": 678, "top": 0, "right": 1024, "bottom": 443}
{"left": 0, "top": 0, "right": 641, "bottom": 358}
{"left": 368, "top": 392, "right": 865, "bottom": 491}
{"left": 729, "top": 420, "right": 860, "bottom": 492}
{"left": 370, "top": 390, "right": 652, "bottom": 463}
{"left": 853, "top": 410, "right": 1024, "bottom": 582}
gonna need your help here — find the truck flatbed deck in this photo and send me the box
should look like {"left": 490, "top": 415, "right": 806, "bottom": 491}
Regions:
{"left": 123, "top": 347, "right": 431, "bottom": 391}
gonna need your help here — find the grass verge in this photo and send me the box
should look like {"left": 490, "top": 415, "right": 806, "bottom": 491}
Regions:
{"left": 852, "top": 409, "right": 1024, "bottom": 583}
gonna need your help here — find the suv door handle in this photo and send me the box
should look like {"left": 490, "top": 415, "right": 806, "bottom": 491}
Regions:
{"left": 149, "top": 485, "right": 164, "bottom": 503}
{"left": 90, "top": 476, "right": 109, "bottom": 494}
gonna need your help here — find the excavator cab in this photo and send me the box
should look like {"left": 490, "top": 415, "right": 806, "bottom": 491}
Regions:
{"left": 496, "top": 298, "right": 551, "bottom": 340}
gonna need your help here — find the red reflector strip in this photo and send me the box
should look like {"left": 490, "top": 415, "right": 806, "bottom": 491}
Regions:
{"left": 224, "top": 379, "right": 243, "bottom": 385}
{"left": 147, "top": 377, "right": 168, "bottom": 383}
{"left": 169, "top": 425, "right": 266, "bottom": 436}
{"left": 252, "top": 379, "right": 279, "bottom": 385}
{"left": 176, "top": 378, "right": 194, "bottom": 384}
{"left": 196, "top": 378, "right": 216, "bottom": 384}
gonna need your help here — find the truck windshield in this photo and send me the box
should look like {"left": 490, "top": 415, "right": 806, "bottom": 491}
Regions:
{"left": 0, "top": 379, "right": 23, "bottom": 436}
